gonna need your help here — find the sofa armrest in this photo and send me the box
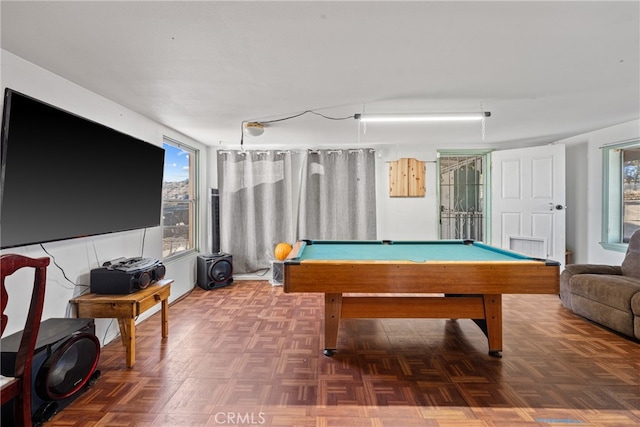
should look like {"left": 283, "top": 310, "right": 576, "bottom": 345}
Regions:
{"left": 563, "top": 264, "right": 622, "bottom": 276}
{"left": 560, "top": 264, "right": 622, "bottom": 310}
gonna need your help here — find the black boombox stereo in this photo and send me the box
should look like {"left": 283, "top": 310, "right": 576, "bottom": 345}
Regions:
{"left": 90, "top": 257, "right": 166, "bottom": 294}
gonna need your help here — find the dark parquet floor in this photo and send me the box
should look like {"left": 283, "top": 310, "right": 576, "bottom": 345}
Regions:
{"left": 45, "top": 280, "right": 640, "bottom": 426}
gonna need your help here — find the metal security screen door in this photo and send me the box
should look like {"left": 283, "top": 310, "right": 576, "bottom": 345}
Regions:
{"left": 439, "top": 154, "right": 486, "bottom": 240}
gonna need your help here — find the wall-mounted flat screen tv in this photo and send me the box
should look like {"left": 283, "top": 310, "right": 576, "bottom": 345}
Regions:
{"left": 0, "top": 88, "right": 165, "bottom": 249}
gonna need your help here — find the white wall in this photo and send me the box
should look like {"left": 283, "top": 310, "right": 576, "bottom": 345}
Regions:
{"left": 1, "top": 50, "right": 209, "bottom": 343}
{"left": 375, "top": 146, "right": 440, "bottom": 240}
{"left": 559, "top": 119, "right": 640, "bottom": 265}
{"left": 374, "top": 120, "right": 640, "bottom": 266}
{"left": 564, "top": 141, "right": 588, "bottom": 263}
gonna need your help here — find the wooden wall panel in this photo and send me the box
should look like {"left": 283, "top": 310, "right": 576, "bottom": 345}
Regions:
{"left": 389, "top": 158, "right": 425, "bottom": 197}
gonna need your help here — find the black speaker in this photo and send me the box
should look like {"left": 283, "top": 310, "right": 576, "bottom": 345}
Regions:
{"left": 90, "top": 257, "right": 166, "bottom": 294}
{"left": 1, "top": 318, "right": 101, "bottom": 424}
{"left": 197, "top": 253, "right": 233, "bottom": 290}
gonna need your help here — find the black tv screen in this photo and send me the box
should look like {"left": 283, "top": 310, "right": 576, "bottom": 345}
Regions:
{"left": 0, "top": 88, "right": 165, "bottom": 249}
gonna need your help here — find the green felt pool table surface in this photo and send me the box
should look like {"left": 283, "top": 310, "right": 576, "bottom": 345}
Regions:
{"left": 295, "top": 239, "right": 536, "bottom": 263}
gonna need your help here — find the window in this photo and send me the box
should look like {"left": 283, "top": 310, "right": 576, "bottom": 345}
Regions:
{"left": 438, "top": 152, "right": 488, "bottom": 241}
{"left": 602, "top": 139, "right": 640, "bottom": 251}
{"left": 162, "top": 138, "right": 198, "bottom": 258}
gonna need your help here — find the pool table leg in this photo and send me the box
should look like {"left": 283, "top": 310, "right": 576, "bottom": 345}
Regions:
{"left": 323, "top": 293, "right": 342, "bottom": 356}
{"left": 483, "top": 294, "right": 503, "bottom": 358}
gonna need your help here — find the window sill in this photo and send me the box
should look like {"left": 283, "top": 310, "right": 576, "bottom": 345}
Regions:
{"left": 163, "top": 248, "right": 198, "bottom": 263}
{"left": 600, "top": 242, "right": 628, "bottom": 253}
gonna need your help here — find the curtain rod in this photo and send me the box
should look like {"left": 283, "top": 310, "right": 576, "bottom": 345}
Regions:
{"left": 308, "top": 148, "right": 376, "bottom": 154}
{"left": 218, "top": 150, "right": 293, "bottom": 155}
{"left": 598, "top": 138, "right": 640, "bottom": 149}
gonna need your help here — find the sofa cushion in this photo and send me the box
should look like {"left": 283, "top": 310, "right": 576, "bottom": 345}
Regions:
{"left": 569, "top": 274, "right": 640, "bottom": 312}
{"left": 621, "top": 229, "right": 640, "bottom": 278}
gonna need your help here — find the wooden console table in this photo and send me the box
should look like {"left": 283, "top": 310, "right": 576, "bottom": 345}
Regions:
{"left": 70, "top": 279, "right": 172, "bottom": 368}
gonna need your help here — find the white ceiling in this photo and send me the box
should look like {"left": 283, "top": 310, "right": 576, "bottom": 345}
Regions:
{"left": 2, "top": 1, "right": 639, "bottom": 149}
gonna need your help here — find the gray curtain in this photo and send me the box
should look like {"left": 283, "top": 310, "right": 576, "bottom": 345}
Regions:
{"left": 298, "top": 149, "right": 377, "bottom": 240}
{"left": 217, "top": 150, "right": 294, "bottom": 273}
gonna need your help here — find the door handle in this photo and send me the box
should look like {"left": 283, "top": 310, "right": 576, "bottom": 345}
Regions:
{"left": 549, "top": 203, "right": 567, "bottom": 211}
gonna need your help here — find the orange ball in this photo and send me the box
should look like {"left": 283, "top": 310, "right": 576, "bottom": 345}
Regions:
{"left": 274, "top": 242, "right": 293, "bottom": 261}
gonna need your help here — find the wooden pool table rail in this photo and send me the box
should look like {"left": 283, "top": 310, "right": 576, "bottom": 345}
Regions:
{"left": 284, "top": 261, "right": 559, "bottom": 295}
{"left": 284, "top": 240, "right": 559, "bottom": 357}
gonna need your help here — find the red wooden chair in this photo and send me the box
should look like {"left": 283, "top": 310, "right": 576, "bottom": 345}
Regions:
{"left": 1, "top": 254, "right": 50, "bottom": 427}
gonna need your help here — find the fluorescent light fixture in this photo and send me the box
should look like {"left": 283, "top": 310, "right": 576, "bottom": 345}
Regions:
{"left": 355, "top": 112, "right": 491, "bottom": 123}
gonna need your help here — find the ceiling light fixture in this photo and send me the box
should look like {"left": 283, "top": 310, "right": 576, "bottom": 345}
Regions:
{"left": 243, "top": 121, "right": 265, "bottom": 136}
{"left": 355, "top": 112, "right": 491, "bottom": 123}
{"left": 239, "top": 110, "right": 354, "bottom": 147}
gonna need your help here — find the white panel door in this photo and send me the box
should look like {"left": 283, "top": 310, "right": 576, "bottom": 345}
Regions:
{"left": 491, "top": 144, "right": 566, "bottom": 265}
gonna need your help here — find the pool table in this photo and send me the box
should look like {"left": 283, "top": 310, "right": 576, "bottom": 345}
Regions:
{"left": 283, "top": 239, "right": 560, "bottom": 357}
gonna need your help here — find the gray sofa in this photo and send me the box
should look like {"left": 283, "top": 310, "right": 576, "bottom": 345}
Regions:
{"left": 560, "top": 231, "right": 640, "bottom": 340}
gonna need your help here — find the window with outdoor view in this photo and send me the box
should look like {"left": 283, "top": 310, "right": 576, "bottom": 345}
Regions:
{"left": 622, "top": 146, "right": 640, "bottom": 241}
{"left": 602, "top": 140, "right": 640, "bottom": 251}
{"left": 162, "top": 138, "right": 198, "bottom": 258}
